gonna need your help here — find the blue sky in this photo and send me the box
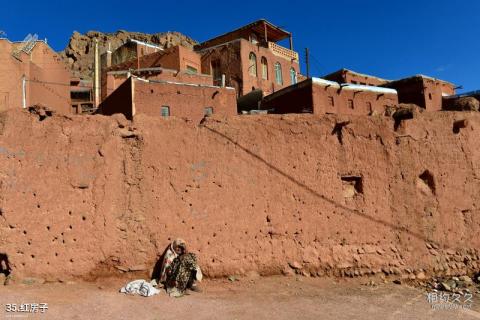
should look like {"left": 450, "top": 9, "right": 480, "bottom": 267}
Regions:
{"left": 2, "top": 0, "right": 479, "bottom": 91}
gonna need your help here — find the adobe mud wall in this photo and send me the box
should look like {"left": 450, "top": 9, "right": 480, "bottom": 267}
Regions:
{"left": 98, "top": 77, "right": 133, "bottom": 119}
{"left": 0, "top": 40, "right": 71, "bottom": 114}
{"left": 0, "top": 109, "right": 479, "bottom": 282}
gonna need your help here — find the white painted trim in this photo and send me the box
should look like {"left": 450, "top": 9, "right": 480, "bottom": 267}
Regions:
{"left": 312, "top": 77, "right": 397, "bottom": 94}
{"left": 133, "top": 75, "right": 235, "bottom": 90}
{"left": 128, "top": 39, "right": 163, "bottom": 50}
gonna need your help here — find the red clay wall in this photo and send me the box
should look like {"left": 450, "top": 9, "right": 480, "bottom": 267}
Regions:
{"left": 199, "top": 40, "right": 243, "bottom": 93}
{"left": 156, "top": 45, "right": 202, "bottom": 72}
{"left": 199, "top": 39, "right": 299, "bottom": 97}
{"left": 111, "top": 42, "right": 162, "bottom": 67}
{"left": 107, "top": 46, "right": 202, "bottom": 74}
{"left": 98, "top": 77, "right": 133, "bottom": 119}
{"left": 261, "top": 84, "right": 313, "bottom": 113}
{"left": 262, "top": 79, "right": 398, "bottom": 115}
{"left": 196, "top": 27, "right": 259, "bottom": 50}
{"left": 102, "top": 71, "right": 214, "bottom": 101}
{"left": 0, "top": 40, "right": 70, "bottom": 114}
{"left": 102, "top": 47, "right": 208, "bottom": 101}
{"left": 133, "top": 79, "right": 237, "bottom": 122}
{"left": 28, "top": 42, "right": 71, "bottom": 114}
{"left": 240, "top": 40, "right": 300, "bottom": 96}
{"left": 0, "top": 40, "right": 28, "bottom": 111}
{"left": 324, "top": 70, "right": 388, "bottom": 86}
{"left": 0, "top": 110, "right": 479, "bottom": 282}
{"left": 384, "top": 78, "right": 426, "bottom": 109}
{"left": 383, "top": 77, "right": 455, "bottom": 111}
{"left": 312, "top": 85, "right": 397, "bottom": 115}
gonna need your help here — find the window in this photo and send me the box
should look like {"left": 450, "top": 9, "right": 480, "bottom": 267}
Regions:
{"left": 261, "top": 57, "right": 268, "bottom": 80}
{"left": 328, "top": 96, "right": 334, "bottom": 107}
{"left": 290, "top": 68, "right": 297, "bottom": 84}
{"left": 161, "top": 106, "right": 170, "bottom": 117}
{"left": 249, "top": 52, "right": 257, "bottom": 77}
{"left": 429, "top": 93, "right": 432, "bottom": 100}
{"left": 274, "top": 62, "right": 283, "bottom": 85}
{"left": 204, "top": 107, "right": 213, "bottom": 116}
{"left": 186, "top": 65, "right": 198, "bottom": 74}
{"left": 348, "top": 99, "right": 354, "bottom": 109}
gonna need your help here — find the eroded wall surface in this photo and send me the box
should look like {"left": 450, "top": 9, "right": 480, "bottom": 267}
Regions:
{"left": 0, "top": 110, "right": 479, "bottom": 281}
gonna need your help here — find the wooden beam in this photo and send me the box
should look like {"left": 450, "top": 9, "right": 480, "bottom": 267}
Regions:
{"left": 264, "top": 22, "right": 268, "bottom": 44}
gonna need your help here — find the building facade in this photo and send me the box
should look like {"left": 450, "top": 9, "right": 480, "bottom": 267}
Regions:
{"left": 101, "top": 44, "right": 210, "bottom": 101}
{"left": 98, "top": 76, "right": 237, "bottom": 122}
{"left": 70, "top": 78, "right": 94, "bottom": 114}
{"left": 323, "top": 69, "right": 389, "bottom": 86}
{"left": 382, "top": 75, "right": 456, "bottom": 111}
{"left": 0, "top": 38, "right": 71, "bottom": 113}
{"left": 261, "top": 78, "right": 398, "bottom": 116}
{"left": 195, "top": 19, "right": 300, "bottom": 97}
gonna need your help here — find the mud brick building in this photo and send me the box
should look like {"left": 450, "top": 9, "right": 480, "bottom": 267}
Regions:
{"left": 261, "top": 78, "right": 398, "bottom": 115}
{"left": 98, "top": 76, "right": 236, "bottom": 121}
{"left": 101, "top": 44, "right": 210, "bottom": 100}
{"left": 106, "top": 39, "right": 163, "bottom": 67}
{"left": 323, "top": 68, "right": 389, "bottom": 87}
{"left": 195, "top": 19, "right": 300, "bottom": 97}
{"left": 70, "top": 78, "right": 94, "bottom": 114}
{"left": 442, "top": 90, "right": 480, "bottom": 111}
{"left": 0, "top": 37, "right": 71, "bottom": 113}
{"left": 382, "top": 75, "right": 456, "bottom": 111}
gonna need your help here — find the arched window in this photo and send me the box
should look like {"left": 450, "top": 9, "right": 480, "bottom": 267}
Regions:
{"left": 249, "top": 52, "right": 257, "bottom": 77}
{"left": 290, "top": 68, "right": 297, "bottom": 84}
{"left": 261, "top": 57, "right": 268, "bottom": 80}
{"left": 274, "top": 62, "right": 283, "bottom": 85}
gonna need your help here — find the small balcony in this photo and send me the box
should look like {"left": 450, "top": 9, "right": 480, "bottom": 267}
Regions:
{"left": 268, "top": 42, "right": 299, "bottom": 62}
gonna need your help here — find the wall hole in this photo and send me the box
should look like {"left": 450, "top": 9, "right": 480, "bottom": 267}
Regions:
{"left": 418, "top": 170, "right": 436, "bottom": 195}
{"left": 341, "top": 175, "right": 363, "bottom": 198}
{"left": 453, "top": 119, "right": 467, "bottom": 134}
{"left": 393, "top": 109, "right": 414, "bottom": 131}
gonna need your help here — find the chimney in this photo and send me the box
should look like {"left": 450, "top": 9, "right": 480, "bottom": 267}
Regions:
{"left": 221, "top": 74, "right": 226, "bottom": 87}
{"left": 93, "top": 38, "right": 100, "bottom": 108}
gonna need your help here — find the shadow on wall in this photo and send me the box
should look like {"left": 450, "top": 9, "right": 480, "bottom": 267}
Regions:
{"left": 202, "top": 124, "right": 436, "bottom": 246}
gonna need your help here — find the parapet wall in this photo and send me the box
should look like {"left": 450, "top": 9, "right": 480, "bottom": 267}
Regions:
{"left": 0, "top": 109, "right": 479, "bottom": 282}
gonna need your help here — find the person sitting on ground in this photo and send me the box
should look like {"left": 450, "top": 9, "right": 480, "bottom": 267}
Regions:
{"left": 159, "top": 238, "right": 202, "bottom": 297}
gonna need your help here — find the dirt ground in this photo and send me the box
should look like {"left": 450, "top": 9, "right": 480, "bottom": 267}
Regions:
{"left": 1, "top": 276, "right": 479, "bottom": 320}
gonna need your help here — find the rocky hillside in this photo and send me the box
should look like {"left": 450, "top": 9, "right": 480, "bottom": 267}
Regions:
{"left": 60, "top": 30, "right": 197, "bottom": 79}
